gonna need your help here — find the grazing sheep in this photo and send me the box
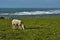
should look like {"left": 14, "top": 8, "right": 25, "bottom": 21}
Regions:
{"left": 12, "top": 19, "right": 25, "bottom": 30}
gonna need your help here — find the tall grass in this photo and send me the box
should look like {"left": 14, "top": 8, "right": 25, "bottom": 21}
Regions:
{"left": 0, "top": 17, "right": 60, "bottom": 40}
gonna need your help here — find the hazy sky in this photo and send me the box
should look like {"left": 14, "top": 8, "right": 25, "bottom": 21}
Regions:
{"left": 0, "top": 0, "right": 60, "bottom": 8}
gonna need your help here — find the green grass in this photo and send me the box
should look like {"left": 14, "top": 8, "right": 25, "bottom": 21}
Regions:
{"left": 0, "top": 17, "right": 60, "bottom": 40}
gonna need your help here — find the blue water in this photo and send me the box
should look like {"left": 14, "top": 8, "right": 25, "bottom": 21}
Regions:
{"left": 0, "top": 8, "right": 60, "bottom": 18}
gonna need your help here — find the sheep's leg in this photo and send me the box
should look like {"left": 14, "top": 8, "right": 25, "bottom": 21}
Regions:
{"left": 12, "top": 25, "right": 16, "bottom": 32}
{"left": 12, "top": 25, "right": 15, "bottom": 29}
{"left": 21, "top": 24, "right": 24, "bottom": 30}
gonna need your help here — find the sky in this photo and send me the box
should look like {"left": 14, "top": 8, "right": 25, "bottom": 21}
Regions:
{"left": 0, "top": 0, "right": 60, "bottom": 8}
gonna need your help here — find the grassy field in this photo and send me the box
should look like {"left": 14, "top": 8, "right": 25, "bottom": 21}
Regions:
{"left": 0, "top": 17, "right": 60, "bottom": 40}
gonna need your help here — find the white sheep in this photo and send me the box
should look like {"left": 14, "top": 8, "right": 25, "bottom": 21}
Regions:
{"left": 12, "top": 19, "right": 25, "bottom": 30}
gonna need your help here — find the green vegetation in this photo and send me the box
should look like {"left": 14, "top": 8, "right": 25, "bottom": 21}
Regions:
{"left": 0, "top": 17, "right": 60, "bottom": 40}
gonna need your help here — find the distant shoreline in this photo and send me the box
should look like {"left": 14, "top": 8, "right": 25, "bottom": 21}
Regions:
{"left": 0, "top": 14, "right": 60, "bottom": 18}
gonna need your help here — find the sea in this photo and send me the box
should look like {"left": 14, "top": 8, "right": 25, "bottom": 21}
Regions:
{"left": 0, "top": 8, "right": 60, "bottom": 18}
